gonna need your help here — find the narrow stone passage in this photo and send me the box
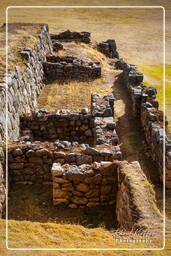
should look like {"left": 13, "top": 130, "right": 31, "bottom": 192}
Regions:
{"left": 113, "top": 72, "right": 161, "bottom": 185}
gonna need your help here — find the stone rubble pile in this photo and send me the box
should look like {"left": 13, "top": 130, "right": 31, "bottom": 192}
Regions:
{"left": 97, "top": 39, "right": 119, "bottom": 59}
{"left": 51, "top": 161, "right": 117, "bottom": 207}
{"left": 116, "top": 58, "right": 171, "bottom": 187}
{"left": 43, "top": 55, "right": 101, "bottom": 81}
{"left": 50, "top": 30, "right": 91, "bottom": 44}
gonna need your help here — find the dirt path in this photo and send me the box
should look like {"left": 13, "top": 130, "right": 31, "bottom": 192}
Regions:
{"left": 112, "top": 72, "right": 161, "bottom": 185}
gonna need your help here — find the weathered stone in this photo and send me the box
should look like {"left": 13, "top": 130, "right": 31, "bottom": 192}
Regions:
{"left": 84, "top": 147, "right": 99, "bottom": 156}
{"left": 87, "top": 202, "right": 100, "bottom": 207}
{"left": 53, "top": 177, "right": 68, "bottom": 184}
{"left": 53, "top": 198, "right": 69, "bottom": 205}
{"left": 71, "top": 196, "right": 88, "bottom": 205}
{"left": 12, "top": 148, "right": 23, "bottom": 156}
{"left": 85, "top": 190, "right": 99, "bottom": 198}
{"left": 53, "top": 190, "right": 70, "bottom": 198}
{"left": 51, "top": 163, "right": 64, "bottom": 177}
{"left": 76, "top": 155, "right": 92, "bottom": 165}
{"left": 10, "top": 163, "right": 24, "bottom": 169}
{"left": 76, "top": 183, "right": 89, "bottom": 193}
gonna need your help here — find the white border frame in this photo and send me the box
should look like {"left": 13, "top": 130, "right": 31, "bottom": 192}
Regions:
{"left": 5, "top": 5, "right": 166, "bottom": 251}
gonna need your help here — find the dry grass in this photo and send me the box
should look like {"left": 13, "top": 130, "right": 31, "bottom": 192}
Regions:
{"left": 38, "top": 43, "right": 115, "bottom": 112}
{"left": 0, "top": 0, "right": 171, "bottom": 254}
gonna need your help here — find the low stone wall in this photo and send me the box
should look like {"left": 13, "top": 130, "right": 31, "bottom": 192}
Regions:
{"left": 115, "top": 59, "right": 171, "bottom": 188}
{"left": 50, "top": 30, "right": 91, "bottom": 44}
{"left": 8, "top": 142, "right": 121, "bottom": 184}
{"left": 43, "top": 55, "right": 101, "bottom": 82}
{"left": 97, "top": 39, "right": 119, "bottom": 59}
{"left": 20, "top": 110, "right": 96, "bottom": 145}
{"left": 51, "top": 161, "right": 117, "bottom": 207}
{"left": 116, "top": 161, "right": 162, "bottom": 232}
{"left": 91, "top": 93, "right": 114, "bottom": 117}
{"left": 91, "top": 93, "right": 120, "bottom": 147}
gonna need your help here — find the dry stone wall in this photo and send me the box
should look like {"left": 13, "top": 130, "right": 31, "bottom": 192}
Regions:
{"left": 115, "top": 58, "right": 171, "bottom": 188}
{"left": 20, "top": 110, "right": 96, "bottom": 145}
{"left": 43, "top": 55, "right": 101, "bottom": 82}
{"left": 8, "top": 142, "right": 121, "bottom": 185}
{"left": 0, "top": 24, "right": 52, "bottom": 142}
{"left": 0, "top": 23, "right": 53, "bottom": 217}
{"left": 50, "top": 30, "right": 91, "bottom": 44}
{"left": 97, "top": 39, "right": 119, "bottom": 59}
{"left": 91, "top": 93, "right": 120, "bottom": 147}
{"left": 51, "top": 161, "right": 117, "bottom": 208}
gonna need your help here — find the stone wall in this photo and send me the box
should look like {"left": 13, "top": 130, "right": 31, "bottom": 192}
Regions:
{"left": 50, "top": 30, "right": 91, "bottom": 44}
{"left": 8, "top": 142, "right": 121, "bottom": 185}
{"left": 20, "top": 110, "right": 96, "bottom": 145}
{"left": 0, "top": 23, "right": 53, "bottom": 217}
{"left": 0, "top": 24, "right": 52, "bottom": 142}
{"left": 116, "top": 161, "right": 162, "bottom": 232}
{"left": 115, "top": 59, "right": 171, "bottom": 188}
{"left": 43, "top": 55, "right": 101, "bottom": 82}
{"left": 51, "top": 161, "right": 117, "bottom": 208}
{"left": 97, "top": 39, "right": 119, "bottom": 59}
{"left": 91, "top": 93, "right": 120, "bottom": 147}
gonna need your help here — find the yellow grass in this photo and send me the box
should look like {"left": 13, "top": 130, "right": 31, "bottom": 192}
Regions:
{"left": 0, "top": 1, "right": 171, "bottom": 254}
{"left": 38, "top": 43, "right": 115, "bottom": 112}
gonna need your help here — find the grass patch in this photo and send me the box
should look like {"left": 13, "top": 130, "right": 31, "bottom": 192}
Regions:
{"left": 38, "top": 43, "right": 114, "bottom": 112}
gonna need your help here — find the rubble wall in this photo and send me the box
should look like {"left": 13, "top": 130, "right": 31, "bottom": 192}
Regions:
{"left": 43, "top": 55, "right": 101, "bottom": 82}
{"left": 8, "top": 142, "right": 121, "bottom": 185}
{"left": 20, "top": 112, "right": 96, "bottom": 145}
{"left": 51, "top": 161, "right": 117, "bottom": 208}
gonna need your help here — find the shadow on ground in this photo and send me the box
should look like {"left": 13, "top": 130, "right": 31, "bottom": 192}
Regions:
{"left": 8, "top": 184, "right": 118, "bottom": 230}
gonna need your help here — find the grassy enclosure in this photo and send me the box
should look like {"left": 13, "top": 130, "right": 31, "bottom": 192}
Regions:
{"left": 0, "top": 0, "right": 171, "bottom": 254}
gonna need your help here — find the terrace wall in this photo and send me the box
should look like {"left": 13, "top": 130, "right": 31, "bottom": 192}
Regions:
{"left": 0, "top": 23, "right": 53, "bottom": 216}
